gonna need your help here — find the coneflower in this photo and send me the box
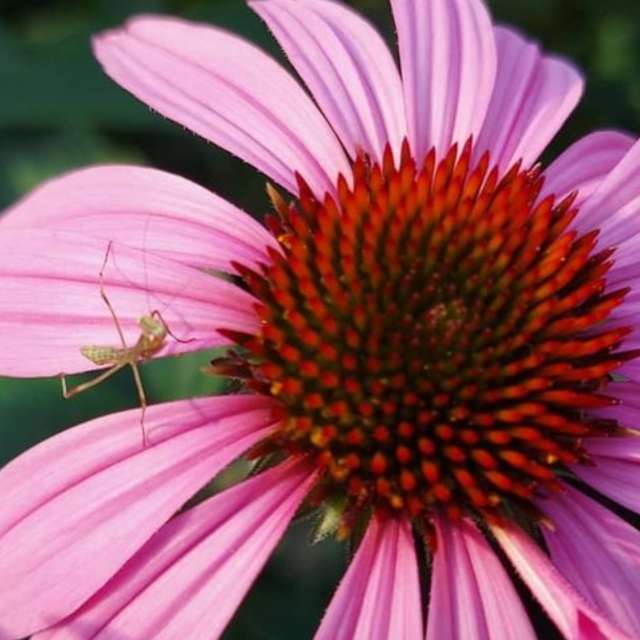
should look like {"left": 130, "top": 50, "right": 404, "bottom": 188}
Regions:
{"left": 1, "top": 1, "right": 639, "bottom": 638}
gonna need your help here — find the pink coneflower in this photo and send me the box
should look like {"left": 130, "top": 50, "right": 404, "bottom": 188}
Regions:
{"left": 1, "top": 0, "right": 640, "bottom": 637}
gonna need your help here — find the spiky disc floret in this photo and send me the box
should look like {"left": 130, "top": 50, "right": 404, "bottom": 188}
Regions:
{"left": 228, "top": 139, "right": 636, "bottom": 524}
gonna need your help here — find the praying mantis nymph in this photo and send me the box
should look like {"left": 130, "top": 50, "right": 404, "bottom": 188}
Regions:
{"left": 61, "top": 242, "right": 193, "bottom": 446}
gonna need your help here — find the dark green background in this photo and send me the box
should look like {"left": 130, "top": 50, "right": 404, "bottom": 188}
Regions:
{"left": 0, "top": 0, "right": 638, "bottom": 637}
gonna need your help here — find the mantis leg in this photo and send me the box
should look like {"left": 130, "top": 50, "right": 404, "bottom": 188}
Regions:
{"left": 150, "top": 309, "right": 195, "bottom": 344}
{"left": 99, "top": 241, "right": 129, "bottom": 350}
{"left": 61, "top": 362, "right": 128, "bottom": 399}
{"left": 130, "top": 362, "right": 149, "bottom": 447}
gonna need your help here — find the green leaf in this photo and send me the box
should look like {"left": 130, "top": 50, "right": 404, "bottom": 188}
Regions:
{"left": 310, "top": 495, "right": 348, "bottom": 544}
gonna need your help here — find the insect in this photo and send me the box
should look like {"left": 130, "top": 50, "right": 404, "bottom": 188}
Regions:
{"left": 62, "top": 242, "right": 193, "bottom": 446}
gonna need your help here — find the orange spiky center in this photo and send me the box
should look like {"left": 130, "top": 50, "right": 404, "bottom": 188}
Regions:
{"left": 226, "top": 140, "right": 636, "bottom": 522}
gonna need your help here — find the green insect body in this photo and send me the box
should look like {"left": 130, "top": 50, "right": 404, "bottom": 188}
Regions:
{"left": 80, "top": 345, "right": 127, "bottom": 366}
{"left": 79, "top": 315, "right": 167, "bottom": 367}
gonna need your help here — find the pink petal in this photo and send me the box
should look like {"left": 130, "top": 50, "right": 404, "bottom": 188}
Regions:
{"left": 594, "top": 295, "right": 640, "bottom": 385}
{"left": 607, "top": 263, "right": 640, "bottom": 289}
{"left": 315, "top": 516, "right": 422, "bottom": 640}
{"left": 572, "top": 435, "right": 640, "bottom": 515}
{"left": 491, "top": 522, "right": 632, "bottom": 639}
{"left": 576, "top": 138, "right": 640, "bottom": 259}
{"left": 583, "top": 434, "right": 640, "bottom": 461}
{"left": 37, "top": 457, "right": 315, "bottom": 640}
{"left": 0, "top": 229, "right": 257, "bottom": 377}
{"left": 0, "top": 396, "right": 276, "bottom": 639}
{"left": 0, "top": 394, "right": 273, "bottom": 537}
{"left": 93, "top": 15, "right": 351, "bottom": 198}
{"left": 2, "top": 165, "right": 278, "bottom": 272}
{"left": 620, "top": 368, "right": 640, "bottom": 386}
{"left": 427, "top": 515, "right": 535, "bottom": 640}
{"left": 575, "top": 459, "right": 640, "bottom": 516}
{"left": 540, "top": 131, "right": 635, "bottom": 207}
{"left": 588, "top": 402, "right": 640, "bottom": 429}
{"left": 475, "top": 26, "right": 583, "bottom": 173}
{"left": 538, "top": 484, "right": 640, "bottom": 636}
{"left": 582, "top": 382, "right": 640, "bottom": 428}
{"left": 251, "top": 0, "right": 406, "bottom": 163}
{"left": 573, "top": 140, "right": 640, "bottom": 379}
{"left": 390, "top": 0, "right": 497, "bottom": 162}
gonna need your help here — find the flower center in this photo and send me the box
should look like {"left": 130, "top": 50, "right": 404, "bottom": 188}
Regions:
{"left": 224, "top": 140, "right": 636, "bottom": 525}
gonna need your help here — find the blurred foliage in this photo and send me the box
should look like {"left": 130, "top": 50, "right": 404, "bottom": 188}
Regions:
{"left": 1, "top": 0, "right": 639, "bottom": 638}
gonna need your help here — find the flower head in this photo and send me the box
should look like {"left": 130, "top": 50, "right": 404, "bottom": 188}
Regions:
{"left": 1, "top": 1, "right": 640, "bottom": 639}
